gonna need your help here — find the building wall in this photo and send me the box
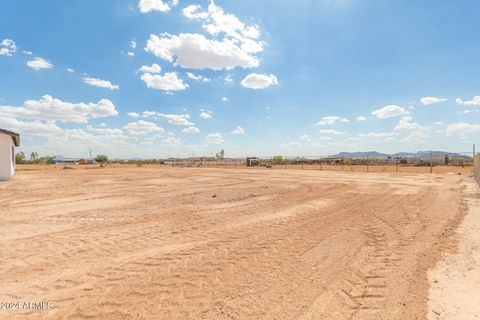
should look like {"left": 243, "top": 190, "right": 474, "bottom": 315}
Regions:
{"left": 0, "top": 134, "right": 15, "bottom": 181}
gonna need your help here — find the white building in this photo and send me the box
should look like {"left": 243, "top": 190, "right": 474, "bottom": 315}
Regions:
{"left": 0, "top": 129, "right": 20, "bottom": 181}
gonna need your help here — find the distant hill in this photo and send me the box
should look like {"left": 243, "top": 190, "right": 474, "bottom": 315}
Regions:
{"left": 394, "top": 151, "right": 470, "bottom": 159}
{"left": 333, "top": 151, "right": 390, "bottom": 159}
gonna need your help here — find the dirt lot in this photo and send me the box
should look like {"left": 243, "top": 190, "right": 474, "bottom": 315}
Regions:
{"left": 0, "top": 167, "right": 469, "bottom": 319}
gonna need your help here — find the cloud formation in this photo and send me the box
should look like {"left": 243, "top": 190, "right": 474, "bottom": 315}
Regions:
{"left": 140, "top": 72, "right": 188, "bottom": 91}
{"left": 83, "top": 77, "right": 119, "bottom": 90}
{"left": 146, "top": 33, "right": 260, "bottom": 70}
{"left": 206, "top": 132, "right": 224, "bottom": 144}
{"left": 316, "top": 116, "right": 349, "bottom": 126}
{"left": 0, "top": 38, "right": 16, "bottom": 56}
{"left": 420, "top": 96, "right": 447, "bottom": 105}
{"left": 26, "top": 57, "right": 53, "bottom": 70}
{"left": 456, "top": 96, "right": 480, "bottom": 106}
{"left": 138, "top": 0, "right": 176, "bottom": 13}
{"left": 371, "top": 105, "right": 409, "bottom": 119}
{"left": 241, "top": 73, "right": 278, "bottom": 90}
{"left": 182, "top": 126, "right": 200, "bottom": 133}
{"left": 123, "top": 120, "right": 164, "bottom": 136}
{"left": 0, "top": 95, "right": 118, "bottom": 123}
{"left": 446, "top": 122, "right": 480, "bottom": 136}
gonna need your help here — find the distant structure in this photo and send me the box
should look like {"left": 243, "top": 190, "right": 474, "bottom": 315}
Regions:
{"left": 79, "top": 158, "right": 96, "bottom": 165}
{"left": 0, "top": 129, "right": 20, "bottom": 181}
{"left": 246, "top": 157, "right": 259, "bottom": 167}
{"left": 51, "top": 158, "right": 80, "bottom": 165}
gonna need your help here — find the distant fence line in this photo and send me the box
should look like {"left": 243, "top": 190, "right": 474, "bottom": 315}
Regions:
{"left": 159, "top": 152, "right": 474, "bottom": 174}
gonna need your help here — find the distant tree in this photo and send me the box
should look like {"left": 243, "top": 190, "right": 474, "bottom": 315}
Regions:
{"left": 44, "top": 156, "right": 54, "bottom": 165}
{"left": 216, "top": 149, "right": 225, "bottom": 160}
{"left": 15, "top": 152, "right": 26, "bottom": 164}
{"left": 32, "top": 157, "right": 46, "bottom": 165}
{"left": 95, "top": 154, "right": 109, "bottom": 163}
{"left": 273, "top": 156, "right": 284, "bottom": 164}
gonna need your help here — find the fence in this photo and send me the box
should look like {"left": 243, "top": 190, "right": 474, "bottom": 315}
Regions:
{"left": 475, "top": 154, "right": 480, "bottom": 185}
{"left": 164, "top": 152, "right": 474, "bottom": 175}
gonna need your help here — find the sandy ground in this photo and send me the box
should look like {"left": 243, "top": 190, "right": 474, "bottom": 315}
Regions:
{"left": 0, "top": 167, "right": 469, "bottom": 319}
{"left": 428, "top": 179, "right": 480, "bottom": 319}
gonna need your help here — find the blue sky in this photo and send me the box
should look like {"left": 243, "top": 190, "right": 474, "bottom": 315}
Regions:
{"left": 1, "top": 0, "right": 480, "bottom": 158}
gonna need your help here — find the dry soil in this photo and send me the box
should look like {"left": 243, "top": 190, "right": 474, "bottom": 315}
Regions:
{"left": 0, "top": 167, "right": 469, "bottom": 319}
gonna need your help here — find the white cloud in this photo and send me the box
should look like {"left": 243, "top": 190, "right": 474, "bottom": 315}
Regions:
{"left": 83, "top": 77, "right": 119, "bottom": 90}
{"left": 316, "top": 116, "right": 349, "bottom": 125}
{"left": 199, "top": 110, "right": 213, "bottom": 119}
{"left": 138, "top": 0, "right": 171, "bottom": 13}
{"left": 26, "top": 57, "right": 53, "bottom": 70}
{"left": 206, "top": 132, "right": 224, "bottom": 144}
{"left": 0, "top": 116, "right": 63, "bottom": 137}
{"left": 446, "top": 122, "right": 480, "bottom": 136}
{"left": 182, "top": 4, "right": 209, "bottom": 19}
{"left": 222, "top": 96, "right": 229, "bottom": 102}
{"left": 22, "top": 50, "right": 32, "bottom": 55}
{"left": 156, "top": 113, "right": 194, "bottom": 125}
{"left": 0, "top": 39, "right": 17, "bottom": 56}
{"left": 182, "top": 126, "right": 200, "bottom": 133}
{"left": 319, "top": 129, "right": 346, "bottom": 135}
{"left": 62, "top": 127, "right": 129, "bottom": 145}
{"left": 145, "top": 33, "right": 260, "bottom": 70}
{"left": 356, "top": 115, "right": 367, "bottom": 121}
{"left": 130, "top": 40, "right": 137, "bottom": 49}
{"left": 0, "top": 95, "right": 118, "bottom": 123}
{"left": 140, "top": 72, "right": 188, "bottom": 91}
{"left": 186, "top": 72, "right": 211, "bottom": 82}
{"left": 142, "top": 111, "right": 157, "bottom": 118}
{"left": 138, "top": 63, "right": 162, "bottom": 74}
{"left": 127, "top": 51, "right": 135, "bottom": 57}
{"left": 393, "top": 116, "right": 425, "bottom": 131}
{"left": 67, "top": 68, "right": 75, "bottom": 73}
{"left": 230, "top": 126, "right": 245, "bottom": 135}
{"left": 127, "top": 112, "right": 141, "bottom": 118}
{"left": 241, "top": 73, "right": 278, "bottom": 90}
{"left": 456, "top": 96, "right": 480, "bottom": 106}
{"left": 182, "top": 2, "right": 262, "bottom": 52}
{"left": 420, "top": 96, "right": 447, "bottom": 105}
{"left": 388, "top": 117, "right": 429, "bottom": 143}
{"left": 123, "top": 120, "right": 164, "bottom": 136}
{"left": 371, "top": 105, "right": 409, "bottom": 119}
